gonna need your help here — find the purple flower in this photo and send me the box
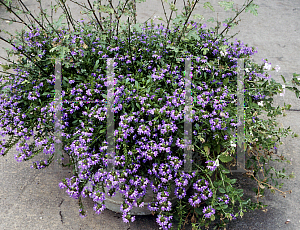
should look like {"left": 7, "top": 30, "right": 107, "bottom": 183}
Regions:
{"left": 156, "top": 214, "right": 173, "bottom": 228}
{"left": 174, "top": 187, "right": 186, "bottom": 199}
{"left": 202, "top": 205, "right": 215, "bottom": 218}
{"left": 205, "top": 160, "right": 218, "bottom": 171}
{"left": 193, "top": 179, "right": 209, "bottom": 192}
{"left": 188, "top": 193, "right": 201, "bottom": 207}
{"left": 122, "top": 212, "right": 135, "bottom": 223}
{"left": 161, "top": 200, "right": 172, "bottom": 211}
{"left": 200, "top": 188, "right": 213, "bottom": 200}
{"left": 219, "top": 194, "right": 230, "bottom": 204}
{"left": 93, "top": 203, "right": 106, "bottom": 214}
{"left": 148, "top": 201, "right": 159, "bottom": 212}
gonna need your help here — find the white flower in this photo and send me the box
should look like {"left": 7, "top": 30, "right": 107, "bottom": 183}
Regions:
{"left": 280, "top": 85, "right": 285, "bottom": 97}
{"left": 258, "top": 101, "right": 264, "bottom": 106}
{"left": 263, "top": 63, "right": 272, "bottom": 71}
{"left": 245, "top": 68, "right": 250, "bottom": 73}
{"left": 275, "top": 65, "right": 280, "bottom": 72}
{"left": 214, "top": 159, "right": 219, "bottom": 167}
{"left": 230, "top": 140, "right": 236, "bottom": 148}
{"left": 220, "top": 51, "right": 228, "bottom": 57}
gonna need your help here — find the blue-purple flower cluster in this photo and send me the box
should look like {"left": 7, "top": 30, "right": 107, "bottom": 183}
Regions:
{"left": 0, "top": 18, "right": 272, "bottom": 229}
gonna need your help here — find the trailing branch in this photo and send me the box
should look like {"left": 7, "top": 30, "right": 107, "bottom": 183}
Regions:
{"left": 0, "top": 56, "right": 16, "bottom": 64}
{"left": 115, "top": 0, "right": 131, "bottom": 37}
{"left": 108, "top": 0, "right": 118, "bottom": 17}
{"left": 160, "top": 0, "right": 169, "bottom": 24}
{"left": 58, "top": 0, "right": 76, "bottom": 31}
{"left": 0, "top": 17, "right": 24, "bottom": 24}
{"left": 17, "top": 0, "right": 34, "bottom": 26}
{"left": 0, "top": 0, "right": 32, "bottom": 30}
{"left": 69, "top": 0, "right": 92, "bottom": 11}
{"left": 215, "top": 0, "right": 254, "bottom": 40}
{"left": 0, "top": 70, "right": 17, "bottom": 75}
{"left": 166, "top": 0, "right": 177, "bottom": 31}
{"left": 0, "top": 36, "right": 48, "bottom": 75}
{"left": 17, "top": 0, "right": 47, "bottom": 31}
{"left": 165, "top": 0, "right": 177, "bottom": 39}
{"left": 174, "top": 0, "right": 199, "bottom": 46}
{"left": 87, "top": 0, "right": 104, "bottom": 32}
{"left": 32, "top": 2, "right": 61, "bottom": 38}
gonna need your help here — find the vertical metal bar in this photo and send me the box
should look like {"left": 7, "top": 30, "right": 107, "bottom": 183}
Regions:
{"left": 54, "top": 59, "right": 63, "bottom": 167}
{"left": 106, "top": 58, "right": 116, "bottom": 172}
{"left": 232, "top": 58, "right": 246, "bottom": 172}
{"left": 184, "top": 58, "right": 193, "bottom": 172}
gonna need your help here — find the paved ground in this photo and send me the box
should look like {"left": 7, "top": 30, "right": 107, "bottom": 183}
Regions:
{"left": 0, "top": 0, "right": 300, "bottom": 229}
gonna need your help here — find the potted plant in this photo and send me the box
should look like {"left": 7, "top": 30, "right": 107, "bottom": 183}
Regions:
{"left": 0, "top": 0, "right": 299, "bottom": 229}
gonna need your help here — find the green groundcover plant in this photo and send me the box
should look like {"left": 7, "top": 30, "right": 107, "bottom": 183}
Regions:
{"left": 0, "top": 0, "right": 300, "bottom": 229}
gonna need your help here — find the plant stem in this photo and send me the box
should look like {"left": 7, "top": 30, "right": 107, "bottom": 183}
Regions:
{"left": 57, "top": 0, "right": 76, "bottom": 31}
{"left": 166, "top": 0, "right": 177, "bottom": 33}
{"left": 133, "top": 0, "right": 136, "bottom": 24}
{"left": 174, "top": 0, "right": 199, "bottom": 47}
{"left": 215, "top": 0, "right": 254, "bottom": 40}
{"left": 17, "top": 0, "right": 46, "bottom": 31}
{"left": 87, "top": 0, "right": 105, "bottom": 32}
{"left": 17, "top": 0, "right": 34, "bottom": 26}
{"left": 108, "top": 0, "right": 118, "bottom": 17}
{"left": 127, "top": 17, "right": 136, "bottom": 73}
{"left": 0, "top": 70, "right": 17, "bottom": 75}
{"left": 160, "top": 0, "right": 168, "bottom": 24}
{"left": 115, "top": 0, "right": 131, "bottom": 37}
{"left": 0, "top": 17, "right": 24, "bottom": 24}
{"left": 0, "top": 0, "right": 32, "bottom": 30}
{"left": 36, "top": 5, "right": 61, "bottom": 38}
{"left": 0, "top": 36, "right": 47, "bottom": 75}
{"left": 0, "top": 56, "right": 15, "bottom": 64}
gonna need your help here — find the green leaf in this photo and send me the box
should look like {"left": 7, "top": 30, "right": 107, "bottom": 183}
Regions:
{"left": 93, "top": 60, "right": 99, "bottom": 71}
{"left": 245, "top": 3, "right": 259, "bottom": 16}
{"left": 219, "top": 154, "right": 234, "bottom": 163}
{"left": 230, "top": 178, "right": 237, "bottom": 184}
{"left": 201, "top": 48, "right": 209, "bottom": 55}
{"left": 50, "top": 46, "right": 58, "bottom": 53}
{"left": 218, "top": 1, "right": 234, "bottom": 11}
{"left": 203, "top": 2, "right": 215, "bottom": 12}
{"left": 204, "top": 145, "right": 209, "bottom": 155}
{"left": 222, "top": 205, "right": 228, "bottom": 209}
{"left": 281, "top": 75, "right": 286, "bottom": 84}
{"left": 223, "top": 78, "right": 229, "bottom": 85}
{"left": 221, "top": 167, "right": 230, "bottom": 174}
{"left": 98, "top": 5, "right": 114, "bottom": 14}
{"left": 21, "top": 80, "right": 29, "bottom": 85}
{"left": 195, "top": 207, "right": 203, "bottom": 215}
{"left": 216, "top": 144, "right": 220, "bottom": 154}
{"left": 207, "top": 17, "right": 215, "bottom": 23}
{"left": 219, "top": 187, "right": 226, "bottom": 193}
{"left": 135, "top": 80, "right": 139, "bottom": 89}
{"left": 132, "top": 23, "right": 143, "bottom": 33}
{"left": 193, "top": 14, "right": 204, "bottom": 20}
{"left": 293, "top": 73, "right": 300, "bottom": 78}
